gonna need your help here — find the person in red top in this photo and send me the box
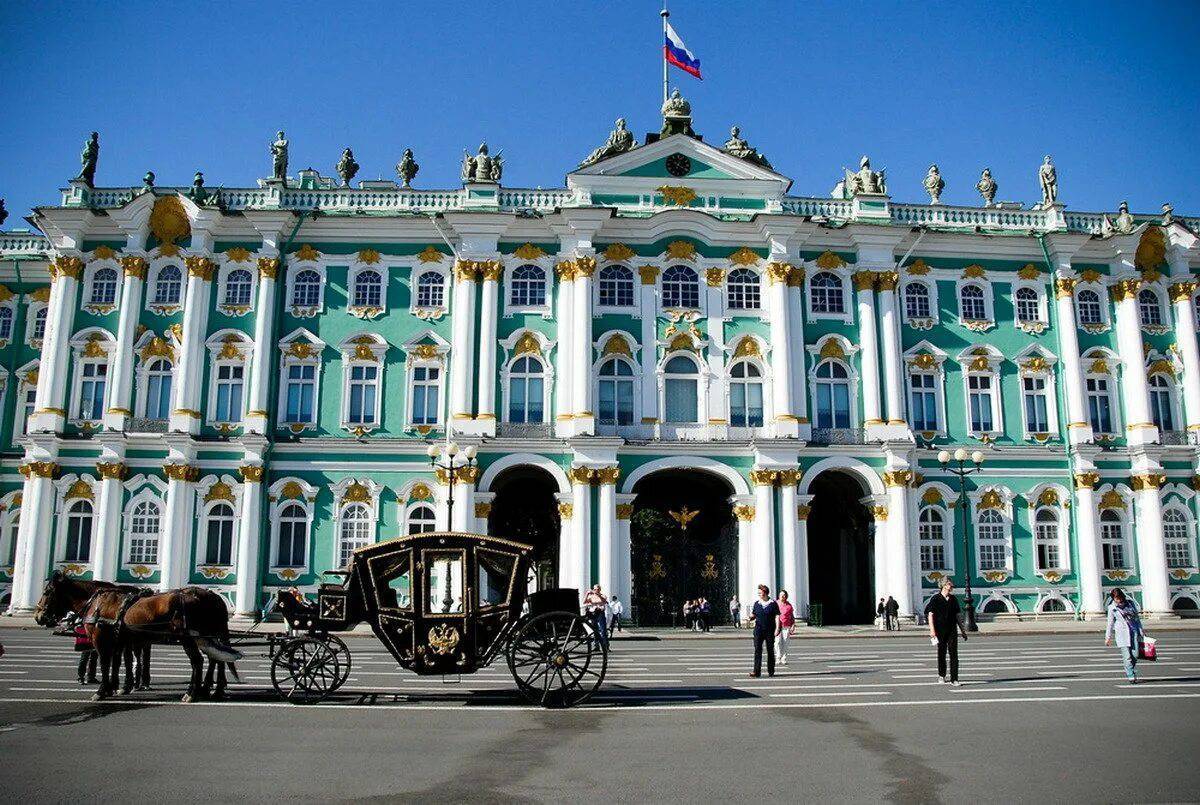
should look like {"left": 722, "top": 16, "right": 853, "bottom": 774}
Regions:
{"left": 775, "top": 590, "right": 796, "bottom": 665}
{"left": 73, "top": 619, "right": 98, "bottom": 684}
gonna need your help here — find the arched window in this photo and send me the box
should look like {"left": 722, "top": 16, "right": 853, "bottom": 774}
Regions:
{"left": 663, "top": 355, "right": 699, "bottom": 423}
{"left": 810, "top": 272, "right": 844, "bottom": 314}
{"left": 977, "top": 509, "right": 1007, "bottom": 571}
{"left": 726, "top": 268, "right": 760, "bottom": 310}
{"left": 510, "top": 265, "right": 547, "bottom": 307}
{"left": 918, "top": 508, "right": 946, "bottom": 571}
{"left": 1173, "top": 597, "right": 1199, "bottom": 612}
{"left": 904, "top": 283, "right": 931, "bottom": 319}
{"left": 153, "top": 265, "right": 182, "bottom": 305}
{"left": 415, "top": 272, "right": 444, "bottom": 308}
{"left": 1014, "top": 287, "right": 1040, "bottom": 323}
{"left": 0, "top": 307, "right": 13, "bottom": 341}
{"left": 1034, "top": 507, "right": 1061, "bottom": 570}
{"left": 813, "top": 359, "right": 851, "bottom": 429}
{"left": 1164, "top": 508, "right": 1194, "bottom": 569}
{"left": 982, "top": 598, "right": 1010, "bottom": 614}
{"left": 127, "top": 500, "right": 159, "bottom": 565}
{"left": 224, "top": 269, "right": 253, "bottom": 307}
{"left": 1138, "top": 289, "right": 1163, "bottom": 327}
{"left": 64, "top": 499, "right": 93, "bottom": 563}
{"left": 662, "top": 265, "right": 700, "bottom": 309}
{"left": 204, "top": 502, "right": 235, "bottom": 566}
{"left": 1148, "top": 373, "right": 1177, "bottom": 431}
{"left": 729, "top": 360, "right": 764, "bottom": 427}
{"left": 91, "top": 268, "right": 118, "bottom": 305}
{"left": 353, "top": 269, "right": 383, "bottom": 308}
{"left": 407, "top": 504, "right": 436, "bottom": 535}
{"left": 1077, "top": 289, "right": 1103, "bottom": 325}
{"left": 276, "top": 502, "right": 308, "bottom": 568}
{"left": 598, "top": 265, "right": 634, "bottom": 307}
{"left": 597, "top": 357, "right": 634, "bottom": 425}
{"left": 4, "top": 511, "right": 19, "bottom": 567}
{"left": 144, "top": 359, "right": 173, "bottom": 420}
{"left": 960, "top": 284, "right": 986, "bottom": 320}
{"left": 1040, "top": 598, "right": 1067, "bottom": 613}
{"left": 338, "top": 503, "right": 373, "bottom": 566}
{"left": 32, "top": 308, "right": 47, "bottom": 341}
{"left": 292, "top": 269, "right": 321, "bottom": 308}
{"left": 1100, "top": 509, "right": 1126, "bottom": 570}
{"left": 507, "top": 356, "right": 545, "bottom": 424}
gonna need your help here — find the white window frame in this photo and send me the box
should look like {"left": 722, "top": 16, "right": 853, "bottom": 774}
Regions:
{"left": 901, "top": 279, "right": 938, "bottom": 328}
{"left": 1026, "top": 487, "right": 1070, "bottom": 574}
{"left": 1162, "top": 504, "right": 1196, "bottom": 570}
{"left": 53, "top": 474, "right": 96, "bottom": 567}
{"left": 1016, "top": 350, "right": 1059, "bottom": 439}
{"left": 504, "top": 260, "right": 553, "bottom": 316}
{"left": 267, "top": 478, "right": 318, "bottom": 578}
{"left": 411, "top": 268, "right": 448, "bottom": 318}
{"left": 1137, "top": 285, "right": 1170, "bottom": 333}
{"left": 806, "top": 268, "right": 852, "bottom": 323}
{"left": 26, "top": 302, "right": 48, "bottom": 347}
{"left": 1011, "top": 279, "right": 1048, "bottom": 334}
{"left": 725, "top": 267, "right": 763, "bottom": 313}
{"left": 595, "top": 264, "right": 637, "bottom": 312}
{"left": 82, "top": 261, "right": 122, "bottom": 314}
{"left": 594, "top": 354, "right": 640, "bottom": 432}
{"left": 286, "top": 262, "right": 326, "bottom": 317}
{"left": 329, "top": 477, "right": 383, "bottom": 568}
{"left": 1147, "top": 371, "right": 1180, "bottom": 433}
{"left": 660, "top": 264, "right": 703, "bottom": 313}
{"left": 145, "top": 261, "right": 184, "bottom": 314}
{"left": 276, "top": 329, "right": 325, "bottom": 431}
{"left": 1098, "top": 500, "right": 1132, "bottom": 573}
{"left": 1083, "top": 367, "right": 1120, "bottom": 437}
{"left": 657, "top": 350, "right": 707, "bottom": 432}
{"left": 0, "top": 492, "right": 21, "bottom": 575}
{"left": 68, "top": 331, "right": 116, "bottom": 425}
{"left": 205, "top": 330, "right": 252, "bottom": 427}
{"left": 407, "top": 358, "right": 445, "bottom": 429}
{"left": 726, "top": 357, "right": 767, "bottom": 431}
{"left": 216, "top": 261, "right": 257, "bottom": 317}
{"left": 1074, "top": 285, "right": 1110, "bottom": 331}
{"left": 501, "top": 352, "right": 551, "bottom": 425}
{"left": 124, "top": 494, "right": 163, "bottom": 568}
{"left": 119, "top": 475, "right": 167, "bottom": 576}
{"left": 136, "top": 355, "right": 175, "bottom": 421}
{"left": 338, "top": 334, "right": 387, "bottom": 432}
{"left": 956, "top": 279, "right": 995, "bottom": 330}
{"left": 404, "top": 501, "right": 437, "bottom": 535}
{"left": 958, "top": 347, "right": 1004, "bottom": 438}
{"left": 192, "top": 474, "right": 244, "bottom": 572}
{"left": 917, "top": 504, "right": 952, "bottom": 573}
{"left": 348, "top": 264, "right": 387, "bottom": 318}
{"left": 13, "top": 361, "right": 38, "bottom": 440}
{"left": 970, "top": 490, "right": 1014, "bottom": 576}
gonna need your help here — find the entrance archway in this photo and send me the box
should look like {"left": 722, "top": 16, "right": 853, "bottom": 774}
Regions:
{"left": 487, "top": 466, "right": 560, "bottom": 590}
{"left": 630, "top": 469, "right": 736, "bottom": 626}
{"left": 806, "top": 470, "right": 875, "bottom": 625}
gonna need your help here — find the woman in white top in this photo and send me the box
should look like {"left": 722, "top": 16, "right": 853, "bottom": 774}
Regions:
{"left": 1104, "top": 588, "right": 1145, "bottom": 683}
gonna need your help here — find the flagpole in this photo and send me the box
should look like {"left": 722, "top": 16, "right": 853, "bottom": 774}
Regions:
{"left": 661, "top": 1, "right": 669, "bottom": 105}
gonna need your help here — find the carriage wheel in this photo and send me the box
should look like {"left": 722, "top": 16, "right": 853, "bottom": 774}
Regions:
{"left": 324, "top": 634, "right": 352, "bottom": 691}
{"left": 507, "top": 612, "right": 607, "bottom": 708}
{"left": 271, "top": 636, "right": 341, "bottom": 704}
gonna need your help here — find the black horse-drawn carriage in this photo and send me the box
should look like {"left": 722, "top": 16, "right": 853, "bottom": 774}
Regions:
{"left": 267, "top": 532, "right": 607, "bottom": 708}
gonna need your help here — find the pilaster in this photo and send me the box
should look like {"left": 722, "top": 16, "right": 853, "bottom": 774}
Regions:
{"left": 854, "top": 271, "right": 884, "bottom": 436}
{"left": 553, "top": 258, "right": 576, "bottom": 437}
{"left": 448, "top": 259, "right": 479, "bottom": 433}
{"left": 159, "top": 439, "right": 199, "bottom": 590}
{"left": 1072, "top": 470, "right": 1105, "bottom": 615}
{"left": 168, "top": 254, "right": 215, "bottom": 434}
{"left": 475, "top": 262, "right": 501, "bottom": 435}
{"left": 31, "top": 256, "right": 83, "bottom": 433}
{"left": 1168, "top": 279, "right": 1200, "bottom": 436}
{"left": 1131, "top": 470, "right": 1171, "bottom": 613}
{"left": 749, "top": 469, "right": 777, "bottom": 595}
{"left": 766, "top": 262, "right": 797, "bottom": 437}
{"left": 234, "top": 457, "right": 266, "bottom": 616}
{"left": 8, "top": 447, "right": 59, "bottom": 612}
{"left": 91, "top": 434, "right": 128, "bottom": 581}
{"left": 104, "top": 255, "right": 148, "bottom": 430}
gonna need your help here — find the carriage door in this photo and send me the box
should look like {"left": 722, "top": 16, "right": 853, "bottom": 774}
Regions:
{"left": 474, "top": 547, "right": 520, "bottom": 661}
{"left": 418, "top": 548, "right": 469, "bottom": 673}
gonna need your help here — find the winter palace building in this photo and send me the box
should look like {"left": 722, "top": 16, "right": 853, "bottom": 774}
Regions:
{"left": 2, "top": 95, "right": 1200, "bottom": 624}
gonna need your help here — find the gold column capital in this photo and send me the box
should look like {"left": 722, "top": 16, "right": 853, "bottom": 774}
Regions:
{"left": 1168, "top": 280, "right": 1197, "bottom": 303}
{"left": 19, "top": 461, "right": 59, "bottom": 479}
{"left": 257, "top": 257, "right": 280, "bottom": 279}
{"left": 1073, "top": 472, "right": 1100, "bottom": 489}
{"left": 95, "top": 462, "right": 128, "bottom": 480}
{"left": 120, "top": 255, "right": 148, "bottom": 279}
{"left": 852, "top": 270, "right": 878, "bottom": 292}
{"left": 1130, "top": 473, "right": 1166, "bottom": 491}
{"left": 733, "top": 504, "right": 755, "bottom": 522}
{"left": 1055, "top": 277, "right": 1076, "bottom": 299}
{"left": 184, "top": 256, "right": 217, "bottom": 281}
{"left": 239, "top": 465, "right": 265, "bottom": 483}
{"left": 765, "top": 261, "right": 792, "bottom": 285}
{"left": 615, "top": 503, "right": 634, "bottom": 520}
{"left": 638, "top": 265, "right": 660, "bottom": 285}
{"left": 883, "top": 470, "right": 914, "bottom": 488}
{"left": 163, "top": 464, "right": 200, "bottom": 483}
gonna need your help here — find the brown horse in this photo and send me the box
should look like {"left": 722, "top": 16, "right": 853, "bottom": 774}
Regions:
{"left": 36, "top": 572, "right": 240, "bottom": 702}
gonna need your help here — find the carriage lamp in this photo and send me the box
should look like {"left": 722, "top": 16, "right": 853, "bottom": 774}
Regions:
{"left": 938, "top": 447, "right": 986, "bottom": 632}
{"left": 427, "top": 441, "right": 478, "bottom": 532}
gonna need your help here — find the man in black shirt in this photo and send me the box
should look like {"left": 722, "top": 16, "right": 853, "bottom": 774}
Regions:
{"left": 748, "top": 584, "right": 780, "bottom": 677}
{"left": 924, "top": 579, "right": 968, "bottom": 684}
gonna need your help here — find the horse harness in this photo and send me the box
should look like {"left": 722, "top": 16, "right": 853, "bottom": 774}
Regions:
{"left": 83, "top": 589, "right": 155, "bottom": 641}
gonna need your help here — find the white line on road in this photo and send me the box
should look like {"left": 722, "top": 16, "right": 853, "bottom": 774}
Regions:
{"left": 767, "top": 691, "right": 892, "bottom": 697}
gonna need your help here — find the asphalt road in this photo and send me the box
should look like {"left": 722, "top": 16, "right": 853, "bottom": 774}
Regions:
{"left": 1, "top": 628, "right": 1198, "bottom": 803}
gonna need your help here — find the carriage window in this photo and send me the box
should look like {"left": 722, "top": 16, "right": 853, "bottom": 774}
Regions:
{"left": 375, "top": 551, "right": 413, "bottom": 610}
{"left": 477, "top": 549, "right": 516, "bottom": 607}
{"left": 424, "top": 550, "right": 464, "bottom": 614}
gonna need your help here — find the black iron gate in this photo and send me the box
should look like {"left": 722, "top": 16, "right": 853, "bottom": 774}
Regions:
{"left": 630, "top": 508, "right": 737, "bottom": 626}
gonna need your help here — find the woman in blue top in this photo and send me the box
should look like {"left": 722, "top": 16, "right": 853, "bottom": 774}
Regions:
{"left": 1104, "top": 588, "right": 1144, "bottom": 683}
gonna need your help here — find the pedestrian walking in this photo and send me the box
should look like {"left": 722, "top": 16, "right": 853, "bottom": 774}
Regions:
{"left": 1104, "top": 588, "right": 1145, "bottom": 683}
{"left": 924, "top": 579, "right": 968, "bottom": 685}
{"left": 583, "top": 584, "right": 609, "bottom": 647}
{"left": 776, "top": 590, "right": 795, "bottom": 665}
{"left": 748, "top": 585, "right": 780, "bottom": 677}
{"left": 73, "top": 617, "right": 98, "bottom": 684}
{"left": 876, "top": 597, "right": 887, "bottom": 631}
{"left": 885, "top": 595, "right": 900, "bottom": 631}
{"left": 699, "top": 598, "right": 711, "bottom": 632}
{"left": 609, "top": 596, "right": 624, "bottom": 634}
{"left": 730, "top": 595, "right": 741, "bottom": 628}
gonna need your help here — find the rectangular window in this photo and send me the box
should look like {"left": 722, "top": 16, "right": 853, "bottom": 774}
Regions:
{"left": 215, "top": 364, "right": 245, "bottom": 423}
{"left": 348, "top": 364, "right": 379, "bottom": 425}
{"left": 1086, "top": 377, "right": 1113, "bottom": 434}
{"left": 206, "top": 517, "right": 234, "bottom": 565}
{"left": 284, "top": 364, "right": 316, "bottom": 424}
{"left": 664, "top": 378, "right": 699, "bottom": 423}
{"left": 968, "top": 374, "right": 994, "bottom": 432}
{"left": 78, "top": 362, "right": 108, "bottom": 421}
{"left": 1023, "top": 376, "right": 1049, "bottom": 433}
{"left": 412, "top": 366, "right": 440, "bottom": 425}
{"left": 910, "top": 373, "right": 938, "bottom": 432}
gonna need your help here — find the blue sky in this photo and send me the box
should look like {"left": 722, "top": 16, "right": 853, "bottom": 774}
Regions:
{"left": 1, "top": 1, "right": 1197, "bottom": 226}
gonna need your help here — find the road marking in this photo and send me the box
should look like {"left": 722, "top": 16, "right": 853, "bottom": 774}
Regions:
{"left": 948, "top": 686, "right": 1066, "bottom": 693}
{"left": 767, "top": 691, "right": 892, "bottom": 697}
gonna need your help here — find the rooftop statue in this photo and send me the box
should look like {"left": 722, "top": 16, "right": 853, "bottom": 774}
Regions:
{"left": 923, "top": 164, "right": 945, "bottom": 204}
{"left": 975, "top": 168, "right": 997, "bottom": 207}
{"left": 845, "top": 155, "right": 886, "bottom": 196}
{"left": 271, "top": 130, "right": 289, "bottom": 182}
{"left": 660, "top": 88, "right": 696, "bottom": 137}
{"left": 1102, "top": 201, "right": 1135, "bottom": 236}
{"left": 187, "top": 171, "right": 207, "bottom": 202}
{"left": 0, "top": 199, "right": 7, "bottom": 228}
{"left": 396, "top": 148, "right": 420, "bottom": 188}
{"left": 77, "top": 131, "right": 100, "bottom": 187}
{"left": 142, "top": 170, "right": 155, "bottom": 190}
{"left": 462, "top": 143, "right": 502, "bottom": 183}
{"left": 1162, "top": 202, "right": 1174, "bottom": 225}
{"left": 580, "top": 118, "right": 637, "bottom": 167}
{"left": 1037, "top": 155, "right": 1057, "bottom": 207}
{"left": 722, "top": 125, "right": 772, "bottom": 170}
{"left": 336, "top": 148, "right": 360, "bottom": 188}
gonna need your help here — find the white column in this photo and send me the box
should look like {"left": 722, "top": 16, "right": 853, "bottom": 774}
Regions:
{"left": 159, "top": 462, "right": 198, "bottom": 590}
{"left": 1112, "top": 280, "right": 1157, "bottom": 446}
{"left": 1132, "top": 474, "right": 1172, "bottom": 613}
{"left": 168, "top": 257, "right": 215, "bottom": 434}
{"left": 705, "top": 274, "right": 726, "bottom": 435}
{"left": 876, "top": 272, "right": 907, "bottom": 427}
{"left": 596, "top": 467, "right": 618, "bottom": 599}
{"left": 104, "top": 257, "right": 148, "bottom": 430}
{"left": 615, "top": 493, "right": 635, "bottom": 613}
{"left": 1072, "top": 475, "right": 1105, "bottom": 616}
{"left": 8, "top": 462, "right": 58, "bottom": 612}
{"left": 1054, "top": 278, "right": 1091, "bottom": 444}
{"left": 475, "top": 265, "right": 500, "bottom": 435}
{"left": 234, "top": 465, "right": 265, "bottom": 616}
{"left": 731, "top": 494, "right": 755, "bottom": 620}
{"left": 1170, "top": 280, "right": 1200, "bottom": 434}
{"left": 553, "top": 261, "right": 575, "bottom": 436}
{"left": 638, "top": 267, "right": 659, "bottom": 435}
{"left": 868, "top": 494, "right": 890, "bottom": 604}
{"left": 795, "top": 494, "right": 813, "bottom": 620}
{"left": 787, "top": 268, "right": 810, "bottom": 433}
{"left": 749, "top": 472, "right": 777, "bottom": 595}
{"left": 854, "top": 271, "right": 884, "bottom": 431}
{"left": 573, "top": 257, "right": 596, "bottom": 434}
{"left": 31, "top": 257, "right": 82, "bottom": 433}
{"left": 244, "top": 257, "right": 280, "bottom": 436}
{"left": 451, "top": 469, "right": 477, "bottom": 532}
{"left": 766, "top": 263, "right": 796, "bottom": 437}
{"left": 778, "top": 472, "right": 800, "bottom": 600}
{"left": 91, "top": 462, "right": 127, "bottom": 582}
{"left": 884, "top": 477, "right": 914, "bottom": 615}
{"left": 562, "top": 469, "right": 592, "bottom": 595}
{"left": 448, "top": 260, "right": 478, "bottom": 431}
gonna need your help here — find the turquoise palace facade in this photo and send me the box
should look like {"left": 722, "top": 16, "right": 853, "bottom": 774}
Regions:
{"left": 2, "top": 97, "right": 1199, "bottom": 624}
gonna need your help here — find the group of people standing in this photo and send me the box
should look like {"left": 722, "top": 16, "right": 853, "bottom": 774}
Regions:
{"left": 582, "top": 585, "right": 623, "bottom": 645}
{"left": 681, "top": 598, "right": 713, "bottom": 631}
{"left": 745, "top": 586, "right": 796, "bottom": 676}
{"left": 876, "top": 596, "right": 901, "bottom": 630}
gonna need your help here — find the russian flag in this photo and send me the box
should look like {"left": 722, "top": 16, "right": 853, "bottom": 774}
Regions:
{"left": 664, "top": 21, "right": 702, "bottom": 79}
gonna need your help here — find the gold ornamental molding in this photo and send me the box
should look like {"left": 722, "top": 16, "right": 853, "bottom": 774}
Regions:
{"left": 574, "top": 255, "right": 597, "bottom": 278}
{"left": 409, "top": 482, "right": 433, "bottom": 501}
{"left": 883, "top": 470, "right": 914, "bottom": 488}
{"left": 224, "top": 247, "right": 252, "bottom": 263}
{"left": 149, "top": 195, "right": 190, "bottom": 247}
{"left": 1168, "top": 281, "right": 1197, "bottom": 303}
{"left": 961, "top": 264, "right": 986, "bottom": 279}
{"left": 1130, "top": 473, "right": 1166, "bottom": 491}
{"left": 777, "top": 469, "right": 802, "bottom": 487}
{"left": 818, "top": 338, "right": 847, "bottom": 360}
{"left": 205, "top": 481, "right": 236, "bottom": 503}
{"left": 1037, "top": 488, "right": 1061, "bottom": 507}
{"left": 765, "top": 261, "right": 792, "bottom": 285}
{"left": 417, "top": 245, "right": 446, "bottom": 263}
{"left": 64, "top": 479, "right": 94, "bottom": 501}
{"left": 749, "top": 468, "right": 779, "bottom": 486}
{"left": 1135, "top": 226, "right": 1165, "bottom": 271}
{"left": 512, "top": 243, "right": 547, "bottom": 261}
{"left": 554, "top": 259, "right": 576, "bottom": 281}
{"left": 603, "top": 243, "right": 636, "bottom": 263}
{"left": 1055, "top": 278, "right": 1076, "bottom": 298}
{"left": 49, "top": 255, "right": 84, "bottom": 281}
{"left": 164, "top": 464, "right": 201, "bottom": 483}
{"left": 615, "top": 504, "right": 634, "bottom": 520}
{"left": 1098, "top": 489, "right": 1126, "bottom": 510}
{"left": 729, "top": 247, "right": 761, "bottom": 266}
{"left": 796, "top": 504, "right": 811, "bottom": 521}
{"left": 557, "top": 502, "right": 574, "bottom": 520}
{"left": 852, "top": 270, "right": 877, "bottom": 291}
{"left": 602, "top": 334, "right": 634, "bottom": 358}
{"left": 19, "top": 462, "right": 59, "bottom": 479}
{"left": 665, "top": 240, "right": 697, "bottom": 261}
{"left": 787, "top": 266, "right": 806, "bottom": 287}
{"left": 120, "top": 255, "right": 148, "bottom": 279}
{"left": 474, "top": 502, "right": 492, "bottom": 519}
{"left": 90, "top": 245, "right": 118, "bottom": 261}
{"left": 1073, "top": 472, "right": 1100, "bottom": 489}
{"left": 1190, "top": 475, "right": 1200, "bottom": 492}
{"left": 340, "top": 482, "right": 372, "bottom": 504}
{"left": 594, "top": 466, "right": 621, "bottom": 485}
{"left": 732, "top": 336, "right": 761, "bottom": 359}
{"left": 239, "top": 465, "right": 265, "bottom": 483}
{"left": 184, "top": 256, "right": 217, "bottom": 281}
{"left": 871, "top": 504, "right": 889, "bottom": 521}
{"left": 257, "top": 257, "right": 280, "bottom": 279}
{"left": 921, "top": 488, "right": 944, "bottom": 505}
{"left": 1109, "top": 279, "right": 1141, "bottom": 302}
{"left": 875, "top": 271, "right": 899, "bottom": 291}
{"left": 455, "top": 466, "right": 480, "bottom": 485}
{"left": 293, "top": 244, "right": 321, "bottom": 262}
{"left": 979, "top": 489, "right": 1004, "bottom": 510}
{"left": 814, "top": 251, "right": 846, "bottom": 270}
{"left": 638, "top": 265, "right": 661, "bottom": 285}
{"left": 733, "top": 504, "right": 755, "bottom": 522}
{"left": 95, "top": 462, "right": 128, "bottom": 481}
{"left": 909, "top": 353, "right": 937, "bottom": 370}
{"left": 657, "top": 185, "right": 697, "bottom": 206}
{"left": 1017, "top": 264, "right": 1042, "bottom": 280}
{"left": 705, "top": 267, "right": 726, "bottom": 287}
{"left": 357, "top": 249, "right": 382, "bottom": 265}
{"left": 905, "top": 258, "right": 931, "bottom": 275}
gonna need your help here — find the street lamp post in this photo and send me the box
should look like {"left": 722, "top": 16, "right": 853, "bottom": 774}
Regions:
{"left": 426, "top": 441, "right": 477, "bottom": 530}
{"left": 938, "top": 447, "right": 985, "bottom": 632}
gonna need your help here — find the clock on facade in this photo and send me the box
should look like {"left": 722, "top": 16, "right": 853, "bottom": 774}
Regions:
{"left": 665, "top": 153, "right": 692, "bottom": 177}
